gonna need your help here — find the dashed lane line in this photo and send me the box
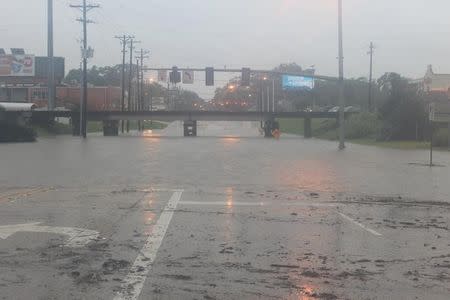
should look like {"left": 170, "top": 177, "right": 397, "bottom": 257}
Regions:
{"left": 338, "top": 212, "right": 383, "bottom": 237}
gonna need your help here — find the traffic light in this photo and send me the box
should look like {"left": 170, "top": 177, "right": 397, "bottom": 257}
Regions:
{"left": 170, "top": 66, "right": 181, "bottom": 84}
{"left": 241, "top": 68, "right": 251, "bottom": 86}
{"left": 205, "top": 67, "right": 214, "bottom": 86}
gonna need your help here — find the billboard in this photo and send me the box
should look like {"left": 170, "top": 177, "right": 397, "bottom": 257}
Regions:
{"left": 0, "top": 54, "right": 35, "bottom": 77}
{"left": 282, "top": 75, "right": 314, "bottom": 90}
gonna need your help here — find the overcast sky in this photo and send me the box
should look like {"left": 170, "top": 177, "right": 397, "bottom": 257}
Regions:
{"left": 1, "top": 0, "right": 449, "bottom": 98}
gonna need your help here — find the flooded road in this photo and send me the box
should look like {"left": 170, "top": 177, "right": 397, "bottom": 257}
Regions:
{"left": 0, "top": 121, "right": 449, "bottom": 299}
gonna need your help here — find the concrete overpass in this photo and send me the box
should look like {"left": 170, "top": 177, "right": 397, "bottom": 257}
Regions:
{"left": 2, "top": 110, "right": 347, "bottom": 138}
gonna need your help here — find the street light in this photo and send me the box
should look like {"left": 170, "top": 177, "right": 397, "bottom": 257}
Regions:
{"left": 337, "top": 0, "right": 346, "bottom": 150}
{"left": 48, "top": 0, "right": 55, "bottom": 111}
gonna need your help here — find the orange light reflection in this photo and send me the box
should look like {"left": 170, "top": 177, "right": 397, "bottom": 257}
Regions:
{"left": 297, "top": 283, "right": 320, "bottom": 300}
{"left": 143, "top": 193, "right": 157, "bottom": 234}
{"left": 142, "top": 129, "right": 162, "bottom": 138}
{"left": 276, "top": 160, "right": 344, "bottom": 193}
{"left": 222, "top": 136, "right": 240, "bottom": 144}
{"left": 226, "top": 187, "right": 233, "bottom": 208}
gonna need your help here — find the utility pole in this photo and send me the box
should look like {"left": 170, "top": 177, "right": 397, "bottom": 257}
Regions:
{"left": 272, "top": 79, "right": 275, "bottom": 112}
{"left": 70, "top": 0, "right": 99, "bottom": 138}
{"left": 47, "top": 0, "right": 55, "bottom": 111}
{"left": 114, "top": 35, "right": 133, "bottom": 133}
{"left": 136, "top": 57, "right": 140, "bottom": 113}
{"left": 127, "top": 38, "right": 140, "bottom": 132}
{"left": 368, "top": 42, "right": 375, "bottom": 112}
{"left": 135, "top": 48, "right": 149, "bottom": 131}
{"left": 337, "top": 0, "right": 346, "bottom": 150}
{"left": 138, "top": 49, "right": 149, "bottom": 113}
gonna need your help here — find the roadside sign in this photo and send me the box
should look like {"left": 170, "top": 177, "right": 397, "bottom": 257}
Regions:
{"left": 182, "top": 70, "right": 194, "bottom": 84}
{"left": 158, "top": 70, "right": 167, "bottom": 82}
{"left": 429, "top": 102, "right": 450, "bottom": 123}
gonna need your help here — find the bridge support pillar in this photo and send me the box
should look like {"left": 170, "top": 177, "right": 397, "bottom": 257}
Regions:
{"left": 264, "top": 120, "right": 279, "bottom": 138}
{"left": 103, "top": 120, "right": 119, "bottom": 136}
{"left": 184, "top": 120, "right": 197, "bottom": 137}
{"left": 304, "top": 116, "right": 312, "bottom": 138}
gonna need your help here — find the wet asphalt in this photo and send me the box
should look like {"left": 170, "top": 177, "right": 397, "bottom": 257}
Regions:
{"left": 0, "top": 121, "right": 449, "bottom": 300}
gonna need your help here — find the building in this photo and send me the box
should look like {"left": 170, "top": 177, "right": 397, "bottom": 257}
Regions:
{"left": 0, "top": 48, "right": 65, "bottom": 102}
{"left": 0, "top": 85, "right": 122, "bottom": 111}
{"left": 0, "top": 48, "right": 121, "bottom": 111}
{"left": 422, "top": 65, "right": 450, "bottom": 102}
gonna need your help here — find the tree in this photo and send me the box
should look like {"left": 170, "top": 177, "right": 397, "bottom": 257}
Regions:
{"left": 173, "top": 89, "right": 204, "bottom": 110}
{"left": 273, "top": 63, "right": 303, "bottom": 73}
{"left": 211, "top": 62, "right": 387, "bottom": 112}
{"left": 63, "top": 65, "right": 123, "bottom": 87}
{"left": 377, "top": 72, "right": 427, "bottom": 140}
{"left": 63, "top": 65, "right": 204, "bottom": 111}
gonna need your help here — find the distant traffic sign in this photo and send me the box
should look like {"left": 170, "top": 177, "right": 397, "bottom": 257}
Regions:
{"left": 182, "top": 70, "right": 194, "bottom": 84}
{"left": 158, "top": 70, "right": 167, "bottom": 82}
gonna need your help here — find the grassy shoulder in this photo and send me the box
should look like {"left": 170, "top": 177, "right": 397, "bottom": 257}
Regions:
{"left": 278, "top": 117, "right": 448, "bottom": 150}
{"left": 35, "top": 120, "right": 168, "bottom": 136}
{"left": 279, "top": 118, "right": 337, "bottom": 137}
{"left": 347, "top": 139, "right": 431, "bottom": 150}
{"left": 34, "top": 122, "right": 73, "bottom": 136}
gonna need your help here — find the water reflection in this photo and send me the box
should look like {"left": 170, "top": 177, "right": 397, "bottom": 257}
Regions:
{"left": 142, "top": 129, "right": 162, "bottom": 138}
{"left": 223, "top": 187, "right": 234, "bottom": 243}
{"left": 226, "top": 186, "right": 234, "bottom": 209}
{"left": 276, "top": 159, "right": 344, "bottom": 193}
{"left": 143, "top": 192, "right": 157, "bottom": 235}
{"left": 296, "top": 283, "right": 319, "bottom": 300}
{"left": 221, "top": 136, "right": 240, "bottom": 146}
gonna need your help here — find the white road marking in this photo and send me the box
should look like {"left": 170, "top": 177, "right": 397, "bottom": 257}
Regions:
{"left": 114, "top": 190, "right": 183, "bottom": 300}
{"left": 338, "top": 213, "right": 382, "bottom": 237}
{"left": 179, "top": 201, "right": 336, "bottom": 208}
{"left": 180, "top": 201, "right": 266, "bottom": 206}
{"left": 140, "top": 188, "right": 184, "bottom": 193}
{"left": 0, "top": 222, "right": 99, "bottom": 247}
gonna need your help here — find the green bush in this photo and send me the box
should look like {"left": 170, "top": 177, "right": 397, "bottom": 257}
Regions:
{"left": 0, "top": 121, "right": 36, "bottom": 142}
{"left": 344, "top": 112, "right": 381, "bottom": 139}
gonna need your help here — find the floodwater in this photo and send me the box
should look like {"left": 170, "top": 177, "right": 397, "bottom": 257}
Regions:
{"left": 0, "top": 121, "right": 449, "bottom": 300}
